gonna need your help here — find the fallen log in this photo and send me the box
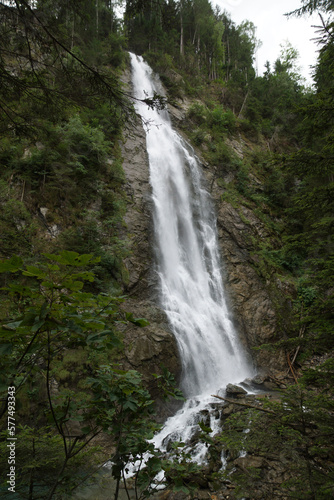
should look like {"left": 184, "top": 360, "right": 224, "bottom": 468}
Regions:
{"left": 212, "top": 394, "right": 275, "bottom": 414}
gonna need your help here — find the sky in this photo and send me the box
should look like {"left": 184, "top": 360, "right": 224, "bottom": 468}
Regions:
{"left": 213, "top": 0, "right": 321, "bottom": 83}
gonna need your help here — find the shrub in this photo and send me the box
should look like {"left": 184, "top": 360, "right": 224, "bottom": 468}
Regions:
{"left": 187, "top": 103, "right": 207, "bottom": 125}
{"left": 209, "top": 106, "right": 236, "bottom": 133}
{"left": 0, "top": 182, "right": 36, "bottom": 257}
{"left": 208, "top": 140, "right": 241, "bottom": 173}
{"left": 237, "top": 118, "right": 260, "bottom": 139}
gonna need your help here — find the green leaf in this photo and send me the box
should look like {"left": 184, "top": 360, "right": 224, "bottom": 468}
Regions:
{"left": 80, "top": 426, "right": 92, "bottom": 435}
{"left": 125, "top": 313, "right": 149, "bottom": 327}
{"left": 40, "top": 302, "right": 50, "bottom": 320}
{"left": 72, "top": 271, "right": 95, "bottom": 282}
{"left": 23, "top": 265, "right": 47, "bottom": 279}
{"left": 198, "top": 421, "right": 212, "bottom": 434}
{"left": 43, "top": 251, "right": 100, "bottom": 267}
{"left": 170, "top": 441, "right": 186, "bottom": 449}
{"left": 2, "top": 320, "right": 23, "bottom": 330}
{"left": 31, "top": 318, "right": 45, "bottom": 333}
{"left": 123, "top": 400, "right": 137, "bottom": 411}
{"left": 0, "top": 255, "right": 23, "bottom": 273}
{"left": 47, "top": 264, "right": 60, "bottom": 271}
{"left": 20, "top": 313, "right": 39, "bottom": 327}
{"left": 3, "top": 284, "right": 26, "bottom": 294}
{"left": 86, "top": 330, "right": 113, "bottom": 343}
{"left": 132, "top": 318, "right": 150, "bottom": 327}
{"left": 0, "top": 343, "right": 13, "bottom": 355}
{"left": 62, "top": 280, "right": 84, "bottom": 291}
{"left": 106, "top": 337, "right": 122, "bottom": 349}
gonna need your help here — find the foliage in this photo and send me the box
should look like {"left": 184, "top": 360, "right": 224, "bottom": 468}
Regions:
{"left": 0, "top": 251, "right": 184, "bottom": 499}
{"left": 0, "top": 0, "right": 129, "bottom": 134}
{"left": 276, "top": 15, "right": 334, "bottom": 354}
{"left": 0, "top": 0, "right": 333, "bottom": 498}
{"left": 245, "top": 48, "right": 308, "bottom": 141}
{"left": 0, "top": 111, "right": 129, "bottom": 293}
{"left": 125, "top": 0, "right": 258, "bottom": 98}
{"left": 209, "top": 105, "right": 236, "bottom": 134}
{"left": 0, "top": 182, "right": 38, "bottom": 257}
{"left": 218, "top": 381, "right": 334, "bottom": 499}
{"left": 286, "top": 0, "right": 334, "bottom": 16}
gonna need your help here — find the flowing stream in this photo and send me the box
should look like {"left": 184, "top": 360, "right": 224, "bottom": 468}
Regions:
{"left": 130, "top": 53, "right": 254, "bottom": 458}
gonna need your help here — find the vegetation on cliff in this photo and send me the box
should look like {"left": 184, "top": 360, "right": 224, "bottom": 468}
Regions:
{"left": 126, "top": 0, "right": 334, "bottom": 497}
{"left": 0, "top": 1, "right": 170, "bottom": 497}
{"left": 125, "top": 0, "right": 333, "bottom": 378}
{"left": 0, "top": 0, "right": 333, "bottom": 498}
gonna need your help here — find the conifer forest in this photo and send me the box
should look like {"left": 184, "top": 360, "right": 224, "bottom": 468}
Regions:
{"left": 0, "top": 1, "right": 333, "bottom": 499}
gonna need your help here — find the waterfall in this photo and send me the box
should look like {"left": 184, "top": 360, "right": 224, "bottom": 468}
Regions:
{"left": 129, "top": 53, "right": 254, "bottom": 453}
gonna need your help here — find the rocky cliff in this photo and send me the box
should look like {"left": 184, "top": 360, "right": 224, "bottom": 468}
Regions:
{"left": 119, "top": 69, "right": 181, "bottom": 406}
{"left": 120, "top": 66, "right": 289, "bottom": 400}
{"left": 167, "top": 100, "right": 289, "bottom": 378}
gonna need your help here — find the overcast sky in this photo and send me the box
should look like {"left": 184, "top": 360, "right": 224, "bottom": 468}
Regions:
{"left": 214, "top": 0, "right": 321, "bottom": 83}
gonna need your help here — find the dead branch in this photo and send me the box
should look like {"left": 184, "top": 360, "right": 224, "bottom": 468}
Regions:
{"left": 212, "top": 394, "right": 275, "bottom": 414}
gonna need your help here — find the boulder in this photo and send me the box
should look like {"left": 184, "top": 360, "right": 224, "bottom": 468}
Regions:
{"left": 225, "top": 384, "right": 247, "bottom": 396}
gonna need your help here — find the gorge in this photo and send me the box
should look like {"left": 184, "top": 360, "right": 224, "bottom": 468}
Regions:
{"left": 129, "top": 51, "right": 256, "bottom": 461}
{"left": 112, "top": 53, "right": 298, "bottom": 498}
{"left": 1, "top": 1, "right": 333, "bottom": 497}
{"left": 121, "top": 53, "right": 289, "bottom": 403}
{"left": 130, "top": 52, "right": 253, "bottom": 392}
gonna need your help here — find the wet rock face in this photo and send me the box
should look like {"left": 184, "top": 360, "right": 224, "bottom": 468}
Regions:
{"left": 147, "top": 381, "right": 290, "bottom": 500}
{"left": 121, "top": 116, "right": 154, "bottom": 298}
{"left": 225, "top": 383, "right": 247, "bottom": 396}
{"left": 120, "top": 76, "right": 181, "bottom": 399}
{"left": 166, "top": 100, "right": 288, "bottom": 376}
{"left": 122, "top": 70, "right": 288, "bottom": 395}
{"left": 215, "top": 200, "right": 287, "bottom": 373}
{"left": 121, "top": 299, "right": 180, "bottom": 397}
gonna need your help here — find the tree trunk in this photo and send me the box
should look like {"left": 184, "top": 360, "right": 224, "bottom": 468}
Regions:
{"left": 71, "top": 16, "right": 75, "bottom": 50}
{"left": 96, "top": 0, "right": 99, "bottom": 36}
{"left": 180, "top": 13, "right": 184, "bottom": 56}
{"left": 238, "top": 90, "right": 249, "bottom": 119}
{"left": 46, "top": 458, "right": 69, "bottom": 500}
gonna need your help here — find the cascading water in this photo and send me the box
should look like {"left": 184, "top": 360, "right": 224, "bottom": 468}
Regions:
{"left": 130, "top": 53, "right": 254, "bottom": 456}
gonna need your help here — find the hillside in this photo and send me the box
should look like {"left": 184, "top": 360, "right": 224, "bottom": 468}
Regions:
{"left": 0, "top": 1, "right": 333, "bottom": 498}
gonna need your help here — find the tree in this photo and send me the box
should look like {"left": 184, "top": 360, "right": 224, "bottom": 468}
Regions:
{"left": 218, "top": 383, "right": 334, "bottom": 499}
{"left": 0, "top": 0, "right": 167, "bottom": 134}
{"left": 0, "top": 251, "right": 185, "bottom": 499}
{"left": 0, "top": 252, "right": 119, "bottom": 496}
{"left": 276, "top": 8, "right": 334, "bottom": 355}
{"left": 286, "top": 0, "right": 334, "bottom": 16}
{"left": 1, "top": 0, "right": 127, "bottom": 130}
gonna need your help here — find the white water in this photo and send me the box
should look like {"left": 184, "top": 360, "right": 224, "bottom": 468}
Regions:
{"left": 130, "top": 53, "right": 254, "bottom": 453}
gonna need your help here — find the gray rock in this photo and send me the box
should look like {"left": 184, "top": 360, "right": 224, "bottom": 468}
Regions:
{"left": 226, "top": 384, "right": 247, "bottom": 396}
{"left": 119, "top": 78, "right": 182, "bottom": 397}
{"left": 121, "top": 65, "right": 290, "bottom": 402}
